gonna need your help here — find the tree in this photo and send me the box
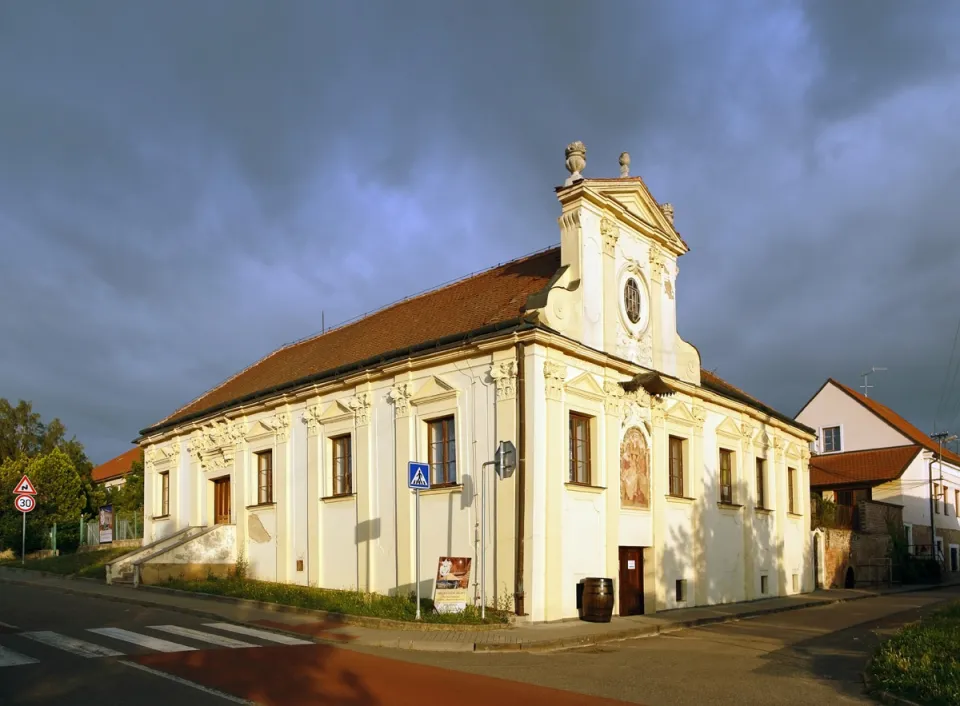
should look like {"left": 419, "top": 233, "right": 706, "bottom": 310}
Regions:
{"left": 0, "top": 448, "right": 85, "bottom": 554}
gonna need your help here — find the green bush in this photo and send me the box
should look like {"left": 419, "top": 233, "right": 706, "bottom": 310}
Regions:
{"left": 870, "top": 601, "right": 960, "bottom": 706}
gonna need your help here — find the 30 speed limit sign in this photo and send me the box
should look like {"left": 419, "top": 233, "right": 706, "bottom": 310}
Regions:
{"left": 14, "top": 494, "right": 35, "bottom": 513}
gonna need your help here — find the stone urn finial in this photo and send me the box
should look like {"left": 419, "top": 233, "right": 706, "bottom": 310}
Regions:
{"left": 619, "top": 152, "right": 630, "bottom": 177}
{"left": 660, "top": 202, "right": 674, "bottom": 224}
{"left": 564, "top": 141, "right": 586, "bottom": 186}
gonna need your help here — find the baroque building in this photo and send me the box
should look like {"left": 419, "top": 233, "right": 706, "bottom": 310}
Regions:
{"left": 126, "top": 143, "right": 816, "bottom": 621}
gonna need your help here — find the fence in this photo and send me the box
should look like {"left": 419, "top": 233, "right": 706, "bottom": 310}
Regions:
{"left": 79, "top": 509, "right": 144, "bottom": 547}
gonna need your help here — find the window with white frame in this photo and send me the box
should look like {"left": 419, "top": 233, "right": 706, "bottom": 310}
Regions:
{"left": 331, "top": 434, "right": 352, "bottom": 496}
{"left": 159, "top": 471, "right": 170, "bottom": 517}
{"left": 821, "top": 426, "right": 842, "bottom": 453}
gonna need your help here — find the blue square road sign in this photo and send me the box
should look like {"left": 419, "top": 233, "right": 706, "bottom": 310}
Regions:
{"left": 408, "top": 462, "right": 430, "bottom": 490}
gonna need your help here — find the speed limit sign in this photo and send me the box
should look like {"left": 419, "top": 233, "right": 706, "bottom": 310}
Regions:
{"left": 14, "top": 494, "right": 35, "bottom": 513}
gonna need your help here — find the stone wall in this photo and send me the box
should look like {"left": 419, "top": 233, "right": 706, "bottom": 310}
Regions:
{"left": 820, "top": 500, "right": 899, "bottom": 588}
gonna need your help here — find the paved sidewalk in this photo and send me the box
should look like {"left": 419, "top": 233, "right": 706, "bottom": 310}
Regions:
{"left": 0, "top": 566, "right": 951, "bottom": 654}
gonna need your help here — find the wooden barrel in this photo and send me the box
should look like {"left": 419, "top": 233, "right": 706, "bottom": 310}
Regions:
{"left": 579, "top": 577, "right": 614, "bottom": 622}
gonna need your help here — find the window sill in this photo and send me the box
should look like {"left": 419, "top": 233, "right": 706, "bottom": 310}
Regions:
{"left": 419, "top": 484, "right": 462, "bottom": 497}
{"left": 564, "top": 482, "right": 605, "bottom": 494}
{"left": 246, "top": 502, "right": 276, "bottom": 510}
{"left": 151, "top": 514, "right": 171, "bottom": 521}
{"left": 754, "top": 507, "right": 774, "bottom": 515}
{"left": 717, "top": 502, "right": 743, "bottom": 511}
{"left": 787, "top": 511, "right": 804, "bottom": 519}
{"left": 665, "top": 494, "right": 695, "bottom": 505}
{"left": 321, "top": 493, "right": 356, "bottom": 504}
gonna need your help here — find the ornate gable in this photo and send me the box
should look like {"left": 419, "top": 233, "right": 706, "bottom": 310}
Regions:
{"left": 564, "top": 372, "right": 606, "bottom": 402}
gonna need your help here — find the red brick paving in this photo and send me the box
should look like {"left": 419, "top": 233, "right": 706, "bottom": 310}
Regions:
{"left": 134, "top": 643, "right": 635, "bottom": 705}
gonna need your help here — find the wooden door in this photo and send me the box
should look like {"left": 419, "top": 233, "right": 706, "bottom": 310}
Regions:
{"left": 214, "top": 477, "right": 231, "bottom": 525}
{"left": 618, "top": 546, "right": 644, "bottom": 616}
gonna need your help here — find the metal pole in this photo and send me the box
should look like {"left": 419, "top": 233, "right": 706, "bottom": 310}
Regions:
{"left": 481, "top": 465, "right": 486, "bottom": 620}
{"left": 21, "top": 512, "right": 26, "bottom": 565}
{"left": 415, "top": 488, "right": 421, "bottom": 620}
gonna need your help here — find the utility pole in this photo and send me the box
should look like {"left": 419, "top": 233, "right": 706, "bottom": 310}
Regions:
{"left": 930, "top": 431, "right": 955, "bottom": 561}
{"left": 859, "top": 367, "right": 888, "bottom": 398}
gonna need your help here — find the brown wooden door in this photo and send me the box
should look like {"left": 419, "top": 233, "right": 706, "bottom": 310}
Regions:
{"left": 214, "top": 477, "right": 231, "bottom": 525}
{"left": 619, "top": 546, "right": 644, "bottom": 616}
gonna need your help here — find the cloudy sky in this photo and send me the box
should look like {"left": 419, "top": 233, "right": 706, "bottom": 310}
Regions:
{"left": 2, "top": 1, "right": 960, "bottom": 464}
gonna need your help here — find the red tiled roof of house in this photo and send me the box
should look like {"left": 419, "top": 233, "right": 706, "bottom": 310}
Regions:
{"left": 91, "top": 447, "right": 143, "bottom": 483}
{"left": 145, "top": 247, "right": 563, "bottom": 433}
{"left": 809, "top": 444, "right": 922, "bottom": 487}
{"left": 701, "top": 369, "right": 815, "bottom": 435}
{"left": 828, "top": 378, "right": 960, "bottom": 466}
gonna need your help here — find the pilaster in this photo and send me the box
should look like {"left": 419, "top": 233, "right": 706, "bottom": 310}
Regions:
{"left": 603, "top": 378, "right": 623, "bottom": 614}
{"left": 542, "top": 358, "right": 566, "bottom": 621}
{"left": 388, "top": 380, "right": 414, "bottom": 593}
{"left": 691, "top": 403, "right": 707, "bottom": 606}
{"left": 648, "top": 244, "right": 666, "bottom": 371}
{"left": 350, "top": 390, "right": 374, "bottom": 592}
{"left": 303, "top": 402, "right": 321, "bottom": 587}
{"left": 271, "top": 410, "right": 292, "bottom": 582}
{"left": 491, "top": 356, "right": 518, "bottom": 610}
{"left": 651, "top": 398, "right": 668, "bottom": 610}
{"left": 740, "top": 422, "right": 756, "bottom": 599}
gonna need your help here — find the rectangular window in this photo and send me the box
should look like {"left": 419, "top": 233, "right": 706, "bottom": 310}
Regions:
{"left": 822, "top": 426, "right": 842, "bottom": 452}
{"left": 787, "top": 467, "right": 796, "bottom": 513}
{"left": 257, "top": 450, "right": 273, "bottom": 504}
{"left": 568, "top": 413, "right": 592, "bottom": 485}
{"left": 760, "top": 575, "right": 768, "bottom": 595}
{"left": 428, "top": 416, "right": 457, "bottom": 486}
{"left": 675, "top": 579, "right": 687, "bottom": 602}
{"left": 904, "top": 524, "right": 914, "bottom": 555}
{"left": 934, "top": 483, "right": 940, "bottom": 514}
{"left": 331, "top": 434, "right": 352, "bottom": 496}
{"left": 668, "top": 436, "right": 685, "bottom": 497}
{"left": 792, "top": 574, "right": 799, "bottom": 592}
{"left": 756, "top": 458, "right": 766, "bottom": 508}
{"left": 159, "top": 471, "right": 169, "bottom": 516}
{"left": 956, "top": 490, "right": 959, "bottom": 518}
{"left": 719, "top": 449, "right": 733, "bottom": 504}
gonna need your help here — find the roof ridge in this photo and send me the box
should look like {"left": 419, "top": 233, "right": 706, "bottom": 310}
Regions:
{"left": 153, "top": 244, "right": 561, "bottom": 428}
{"left": 811, "top": 443, "right": 922, "bottom": 458}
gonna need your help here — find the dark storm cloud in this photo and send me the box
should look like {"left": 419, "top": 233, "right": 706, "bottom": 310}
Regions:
{"left": 1, "top": 0, "right": 958, "bottom": 463}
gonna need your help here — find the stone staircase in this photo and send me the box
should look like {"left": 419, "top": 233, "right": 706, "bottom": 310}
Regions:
{"left": 105, "top": 526, "right": 207, "bottom": 586}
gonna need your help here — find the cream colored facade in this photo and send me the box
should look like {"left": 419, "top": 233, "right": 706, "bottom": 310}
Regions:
{"left": 140, "top": 147, "right": 815, "bottom": 621}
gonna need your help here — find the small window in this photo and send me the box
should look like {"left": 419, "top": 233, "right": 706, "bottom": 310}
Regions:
{"left": 956, "top": 490, "right": 959, "bottom": 518}
{"left": 675, "top": 579, "right": 687, "bottom": 602}
{"left": 787, "top": 467, "right": 796, "bottom": 513}
{"left": 792, "top": 574, "right": 799, "bottom": 592}
{"left": 331, "top": 434, "right": 352, "bottom": 496}
{"left": 934, "top": 483, "right": 940, "bottom": 514}
{"left": 904, "top": 524, "right": 914, "bottom": 555}
{"left": 719, "top": 449, "right": 733, "bottom": 504}
{"left": 668, "top": 436, "right": 685, "bottom": 497}
{"left": 428, "top": 416, "right": 457, "bottom": 486}
{"left": 569, "top": 413, "right": 592, "bottom": 484}
{"left": 257, "top": 450, "right": 273, "bottom": 504}
{"left": 159, "top": 471, "right": 170, "bottom": 516}
{"left": 760, "top": 575, "right": 768, "bottom": 595}
{"left": 755, "top": 458, "right": 766, "bottom": 508}
{"left": 623, "top": 278, "right": 642, "bottom": 324}
{"left": 822, "top": 426, "right": 841, "bottom": 453}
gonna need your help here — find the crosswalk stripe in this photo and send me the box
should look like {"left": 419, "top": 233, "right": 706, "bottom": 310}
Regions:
{"left": 0, "top": 645, "right": 38, "bottom": 667}
{"left": 203, "top": 622, "right": 313, "bottom": 645}
{"left": 147, "top": 625, "right": 256, "bottom": 648}
{"left": 22, "top": 631, "right": 124, "bottom": 658}
{"left": 87, "top": 628, "right": 196, "bottom": 653}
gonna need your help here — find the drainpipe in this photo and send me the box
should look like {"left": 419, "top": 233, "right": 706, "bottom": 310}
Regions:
{"left": 514, "top": 341, "right": 526, "bottom": 616}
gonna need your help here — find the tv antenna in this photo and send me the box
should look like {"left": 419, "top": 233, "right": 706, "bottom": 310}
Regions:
{"left": 860, "top": 367, "right": 887, "bottom": 398}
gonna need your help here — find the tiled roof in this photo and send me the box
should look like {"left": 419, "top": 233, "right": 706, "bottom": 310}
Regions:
{"left": 701, "top": 369, "right": 815, "bottom": 435}
{"left": 144, "top": 247, "right": 563, "bottom": 434}
{"left": 809, "top": 444, "right": 921, "bottom": 488}
{"left": 91, "top": 447, "right": 143, "bottom": 483}
{"left": 828, "top": 378, "right": 960, "bottom": 466}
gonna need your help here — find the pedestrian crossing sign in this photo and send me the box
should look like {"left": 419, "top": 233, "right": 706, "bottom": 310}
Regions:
{"left": 408, "top": 462, "right": 430, "bottom": 490}
{"left": 12, "top": 475, "right": 36, "bottom": 496}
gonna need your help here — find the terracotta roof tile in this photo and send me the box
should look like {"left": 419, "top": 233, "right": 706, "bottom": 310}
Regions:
{"left": 828, "top": 378, "right": 960, "bottom": 466}
{"left": 700, "top": 369, "right": 814, "bottom": 435}
{"left": 91, "top": 447, "right": 143, "bottom": 483}
{"left": 809, "top": 444, "right": 921, "bottom": 487}
{"left": 146, "top": 247, "right": 562, "bottom": 433}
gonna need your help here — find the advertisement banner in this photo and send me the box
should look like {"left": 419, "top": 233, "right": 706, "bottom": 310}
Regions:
{"left": 433, "top": 556, "right": 472, "bottom": 614}
{"left": 98, "top": 505, "right": 114, "bottom": 544}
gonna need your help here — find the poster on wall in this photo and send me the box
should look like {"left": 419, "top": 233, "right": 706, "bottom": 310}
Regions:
{"left": 433, "top": 556, "right": 472, "bottom": 614}
{"left": 98, "top": 505, "right": 114, "bottom": 544}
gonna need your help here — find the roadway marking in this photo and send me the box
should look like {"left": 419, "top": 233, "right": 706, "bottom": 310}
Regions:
{"left": 0, "top": 645, "right": 38, "bottom": 667}
{"left": 119, "top": 661, "right": 257, "bottom": 704}
{"left": 22, "top": 631, "right": 124, "bottom": 658}
{"left": 88, "top": 627, "right": 196, "bottom": 653}
{"left": 203, "top": 623, "right": 313, "bottom": 645}
{"left": 147, "top": 625, "right": 256, "bottom": 649}
{"left": 0, "top": 621, "right": 18, "bottom": 630}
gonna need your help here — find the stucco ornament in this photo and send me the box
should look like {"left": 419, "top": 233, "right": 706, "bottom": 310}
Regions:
{"left": 620, "top": 427, "right": 650, "bottom": 510}
{"left": 387, "top": 382, "right": 413, "bottom": 418}
{"left": 603, "top": 379, "right": 624, "bottom": 415}
{"left": 490, "top": 361, "right": 517, "bottom": 401}
{"left": 664, "top": 278, "right": 675, "bottom": 299}
{"left": 543, "top": 361, "right": 566, "bottom": 400}
{"left": 600, "top": 217, "right": 619, "bottom": 256}
{"left": 660, "top": 202, "right": 674, "bottom": 225}
{"left": 691, "top": 404, "right": 706, "bottom": 429}
{"left": 564, "top": 141, "right": 586, "bottom": 185}
{"left": 619, "top": 151, "right": 631, "bottom": 178}
{"left": 347, "top": 393, "right": 372, "bottom": 426}
{"left": 651, "top": 397, "right": 666, "bottom": 425}
{"left": 740, "top": 423, "right": 755, "bottom": 443}
{"left": 801, "top": 446, "right": 811, "bottom": 462}
{"left": 302, "top": 404, "right": 322, "bottom": 436}
{"left": 648, "top": 245, "right": 666, "bottom": 282}
{"left": 262, "top": 411, "right": 292, "bottom": 442}
{"left": 188, "top": 418, "right": 240, "bottom": 469}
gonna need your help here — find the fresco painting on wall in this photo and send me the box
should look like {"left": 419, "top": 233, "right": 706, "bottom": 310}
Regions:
{"left": 620, "top": 427, "right": 650, "bottom": 509}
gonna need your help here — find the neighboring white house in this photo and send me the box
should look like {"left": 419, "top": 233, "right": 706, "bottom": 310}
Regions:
{"left": 134, "top": 143, "right": 816, "bottom": 622}
{"left": 797, "top": 378, "right": 960, "bottom": 575}
{"left": 91, "top": 447, "right": 142, "bottom": 490}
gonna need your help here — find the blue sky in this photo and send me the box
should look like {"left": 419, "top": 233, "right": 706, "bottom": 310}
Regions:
{"left": 2, "top": 1, "right": 960, "bottom": 464}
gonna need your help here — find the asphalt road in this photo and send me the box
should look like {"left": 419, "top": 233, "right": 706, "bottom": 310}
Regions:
{"left": 357, "top": 585, "right": 960, "bottom": 706}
